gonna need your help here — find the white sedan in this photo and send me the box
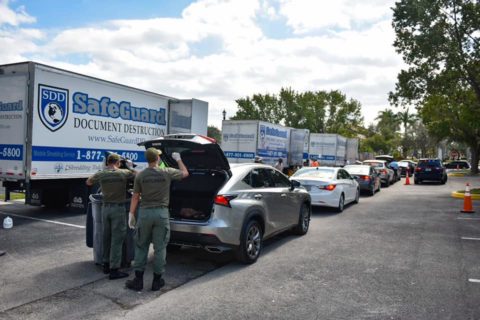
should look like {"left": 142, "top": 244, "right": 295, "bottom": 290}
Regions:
{"left": 290, "top": 167, "right": 360, "bottom": 212}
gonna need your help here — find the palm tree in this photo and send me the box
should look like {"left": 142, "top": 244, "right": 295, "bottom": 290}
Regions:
{"left": 375, "top": 109, "right": 401, "bottom": 136}
{"left": 396, "top": 108, "right": 417, "bottom": 138}
{"left": 396, "top": 108, "right": 417, "bottom": 157}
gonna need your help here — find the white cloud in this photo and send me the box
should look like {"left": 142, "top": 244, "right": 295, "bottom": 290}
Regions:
{"left": 0, "top": 0, "right": 36, "bottom": 26}
{"left": 0, "top": 0, "right": 404, "bottom": 129}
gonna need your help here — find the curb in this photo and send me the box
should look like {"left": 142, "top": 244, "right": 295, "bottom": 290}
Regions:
{"left": 451, "top": 191, "right": 480, "bottom": 200}
{"left": 448, "top": 173, "right": 467, "bottom": 177}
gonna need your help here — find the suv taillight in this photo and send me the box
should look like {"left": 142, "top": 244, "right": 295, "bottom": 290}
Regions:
{"left": 214, "top": 195, "right": 236, "bottom": 207}
{"left": 362, "top": 175, "right": 370, "bottom": 181}
{"left": 416, "top": 167, "right": 421, "bottom": 172}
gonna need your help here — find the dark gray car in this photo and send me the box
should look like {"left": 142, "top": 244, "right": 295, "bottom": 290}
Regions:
{"left": 140, "top": 134, "right": 311, "bottom": 264}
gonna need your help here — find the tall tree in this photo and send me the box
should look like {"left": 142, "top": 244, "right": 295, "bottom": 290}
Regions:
{"left": 397, "top": 108, "right": 417, "bottom": 157}
{"left": 375, "top": 109, "right": 400, "bottom": 139}
{"left": 207, "top": 125, "right": 222, "bottom": 143}
{"left": 390, "top": 0, "right": 480, "bottom": 106}
{"left": 420, "top": 89, "right": 480, "bottom": 172}
{"left": 232, "top": 88, "right": 363, "bottom": 137}
{"left": 390, "top": 0, "right": 480, "bottom": 172}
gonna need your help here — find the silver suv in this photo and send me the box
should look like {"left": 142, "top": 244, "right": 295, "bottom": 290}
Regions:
{"left": 140, "top": 134, "right": 311, "bottom": 264}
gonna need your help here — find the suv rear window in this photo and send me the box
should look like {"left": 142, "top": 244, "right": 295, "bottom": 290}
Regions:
{"left": 418, "top": 159, "right": 441, "bottom": 167}
{"left": 445, "top": 161, "right": 469, "bottom": 169}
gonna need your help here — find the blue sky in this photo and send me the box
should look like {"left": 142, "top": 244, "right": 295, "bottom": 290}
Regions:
{"left": 0, "top": 0, "right": 402, "bottom": 128}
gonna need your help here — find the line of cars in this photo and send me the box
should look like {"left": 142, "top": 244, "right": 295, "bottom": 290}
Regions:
{"left": 135, "top": 134, "right": 453, "bottom": 265}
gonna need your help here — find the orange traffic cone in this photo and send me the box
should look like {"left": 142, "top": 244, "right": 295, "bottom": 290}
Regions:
{"left": 461, "top": 183, "right": 475, "bottom": 213}
{"left": 404, "top": 169, "right": 411, "bottom": 185}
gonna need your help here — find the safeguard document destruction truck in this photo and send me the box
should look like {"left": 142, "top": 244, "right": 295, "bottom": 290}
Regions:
{"left": 0, "top": 61, "right": 208, "bottom": 213}
{"left": 221, "top": 120, "right": 290, "bottom": 166}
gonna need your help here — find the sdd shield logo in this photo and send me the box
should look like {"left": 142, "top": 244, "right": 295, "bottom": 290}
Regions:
{"left": 38, "top": 84, "right": 69, "bottom": 132}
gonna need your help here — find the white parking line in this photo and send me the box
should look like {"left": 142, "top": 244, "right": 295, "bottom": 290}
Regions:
{"left": 0, "top": 212, "right": 85, "bottom": 229}
{"left": 461, "top": 237, "right": 480, "bottom": 241}
{"left": 468, "top": 279, "right": 480, "bottom": 283}
{"left": 457, "top": 217, "right": 480, "bottom": 220}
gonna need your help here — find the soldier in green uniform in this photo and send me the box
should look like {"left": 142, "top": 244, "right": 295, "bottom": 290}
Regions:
{"left": 125, "top": 147, "right": 188, "bottom": 291}
{"left": 86, "top": 153, "right": 136, "bottom": 280}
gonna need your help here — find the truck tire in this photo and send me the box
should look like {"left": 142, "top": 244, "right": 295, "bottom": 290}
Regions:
{"left": 43, "top": 190, "right": 69, "bottom": 209}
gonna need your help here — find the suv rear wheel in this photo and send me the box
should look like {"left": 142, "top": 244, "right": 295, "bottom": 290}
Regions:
{"left": 236, "top": 219, "right": 263, "bottom": 264}
{"left": 293, "top": 203, "right": 310, "bottom": 235}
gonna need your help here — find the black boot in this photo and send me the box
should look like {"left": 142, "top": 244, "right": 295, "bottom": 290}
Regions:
{"left": 125, "top": 271, "right": 144, "bottom": 291}
{"left": 103, "top": 263, "right": 110, "bottom": 274}
{"left": 151, "top": 273, "right": 165, "bottom": 291}
{"left": 0, "top": 251, "right": 5, "bottom": 257}
{"left": 109, "top": 268, "right": 129, "bottom": 280}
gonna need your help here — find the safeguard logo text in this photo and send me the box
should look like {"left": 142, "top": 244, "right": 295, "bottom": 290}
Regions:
{"left": 38, "top": 84, "right": 69, "bottom": 132}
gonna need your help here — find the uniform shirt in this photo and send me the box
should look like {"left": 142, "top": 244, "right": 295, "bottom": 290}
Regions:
{"left": 89, "top": 169, "right": 135, "bottom": 203}
{"left": 133, "top": 167, "right": 183, "bottom": 208}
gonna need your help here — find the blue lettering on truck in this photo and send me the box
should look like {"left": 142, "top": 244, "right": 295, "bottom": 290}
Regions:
{"left": 32, "top": 146, "right": 145, "bottom": 162}
{"left": 0, "top": 144, "right": 23, "bottom": 160}
{"left": 73, "top": 92, "right": 166, "bottom": 125}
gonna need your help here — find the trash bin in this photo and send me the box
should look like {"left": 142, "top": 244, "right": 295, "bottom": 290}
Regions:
{"left": 88, "top": 193, "right": 134, "bottom": 268}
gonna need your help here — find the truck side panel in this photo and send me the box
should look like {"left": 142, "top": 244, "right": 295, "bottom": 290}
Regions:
{"left": 257, "top": 121, "right": 289, "bottom": 166}
{"left": 0, "top": 74, "right": 28, "bottom": 180}
{"left": 221, "top": 120, "right": 258, "bottom": 163}
{"left": 30, "top": 64, "right": 170, "bottom": 179}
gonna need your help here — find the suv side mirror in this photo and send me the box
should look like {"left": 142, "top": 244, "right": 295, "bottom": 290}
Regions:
{"left": 290, "top": 180, "right": 301, "bottom": 190}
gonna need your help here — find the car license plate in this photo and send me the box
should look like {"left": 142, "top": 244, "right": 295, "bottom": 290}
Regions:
{"left": 425, "top": 168, "right": 431, "bottom": 172}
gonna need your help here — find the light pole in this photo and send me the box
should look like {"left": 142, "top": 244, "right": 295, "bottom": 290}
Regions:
{"left": 222, "top": 109, "right": 226, "bottom": 120}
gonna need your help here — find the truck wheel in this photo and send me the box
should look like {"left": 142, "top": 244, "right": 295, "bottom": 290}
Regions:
{"left": 43, "top": 190, "right": 68, "bottom": 209}
{"left": 236, "top": 219, "right": 263, "bottom": 264}
{"left": 292, "top": 203, "right": 310, "bottom": 235}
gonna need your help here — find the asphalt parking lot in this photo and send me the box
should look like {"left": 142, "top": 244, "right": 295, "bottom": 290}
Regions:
{"left": 1, "top": 175, "right": 480, "bottom": 319}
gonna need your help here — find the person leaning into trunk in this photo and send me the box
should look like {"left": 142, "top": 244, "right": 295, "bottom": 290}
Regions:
{"left": 125, "top": 148, "right": 189, "bottom": 291}
{"left": 86, "top": 153, "right": 136, "bottom": 280}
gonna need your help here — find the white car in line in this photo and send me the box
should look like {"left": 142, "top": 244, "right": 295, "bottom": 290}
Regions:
{"left": 290, "top": 167, "right": 360, "bottom": 212}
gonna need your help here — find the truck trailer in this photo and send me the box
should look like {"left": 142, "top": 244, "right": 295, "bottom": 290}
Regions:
{"left": 0, "top": 61, "right": 208, "bottom": 212}
{"left": 221, "top": 120, "right": 290, "bottom": 166}
{"left": 308, "top": 133, "right": 347, "bottom": 167}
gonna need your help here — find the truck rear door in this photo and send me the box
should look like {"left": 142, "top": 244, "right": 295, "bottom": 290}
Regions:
{"left": 0, "top": 74, "right": 28, "bottom": 180}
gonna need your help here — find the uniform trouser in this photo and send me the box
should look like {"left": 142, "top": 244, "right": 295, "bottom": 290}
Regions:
{"left": 102, "top": 204, "right": 127, "bottom": 269}
{"left": 132, "top": 207, "right": 170, "bottom": 275}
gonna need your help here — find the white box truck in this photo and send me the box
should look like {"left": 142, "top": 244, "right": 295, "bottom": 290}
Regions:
{"left": 288, "top": 128, "right": 309, "bottom": 167}
{"left": 308, "top": 133, "right": 347, "bottom": 166}
{"left": 346, "top": 138, "right": 359, "bottom": 164}
{"left": 0, "top": 61, "right": 208, "bottom": 212}
{"left": 221, "top": 120, "right": 290, "bottom": 166}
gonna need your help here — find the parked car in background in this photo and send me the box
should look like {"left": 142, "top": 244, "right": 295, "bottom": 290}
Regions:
{"left": 398, "top": 160, "right": 416, "bottom": 177}
{"left": 375, "top": 155, "right": 401, "bottom": 181}
{"left": 290, "top": 167, "right": 359, "bottom": 212}
{"left": 363, "top": 160, "right": 395, "bottom": 187}
{"left": 414, "top": 158, "right": 447, "bottom": 184}
{"left": 344, "top": 165, "right": 381, "bottom": 196}
{"left": 444, "top": 160, "right": 471, "bottom": 172}
{"left": 140, "top": 134, "right": 311, "bottom": 264}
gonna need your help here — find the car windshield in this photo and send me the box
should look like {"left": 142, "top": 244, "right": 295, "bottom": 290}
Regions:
{"left": 363, "top": 161, "right": 383, "bottom": 168}
{"left": 418, "top": 159, "right": 441, "bottom": 167}
{"left": 292, "top": 168, "right": 335, "bottom": 179}
{"left": 344, "top": 166, "right": 369, "bottom": 175}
